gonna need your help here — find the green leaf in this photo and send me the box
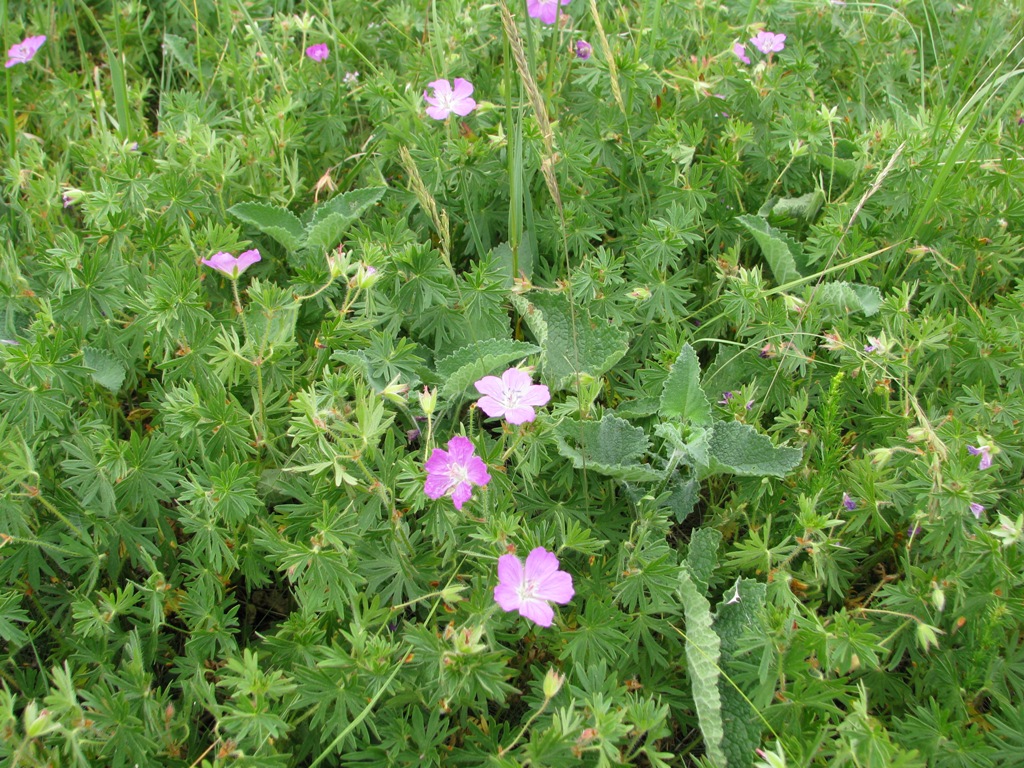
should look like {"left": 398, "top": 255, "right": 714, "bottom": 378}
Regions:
{"left": 814, "top": 281, "right": 883, "bottom": 317}
{"left": 737, "top": 215, "right": 807, "bottom": 286}
{"left": 707, "top": 421, "right": 802, "bottom": 478}
{"left": 761, "top": 190, "right": 824, "bottom": 225}
{"left": 511, "top": 292, "right": 629, "bottom": 390}
{"left": 716, "top": 580, "right": 768, "bottom": 768}
{"left": 679, "top": 568, "right": 725, "bottom": 767}
{"left": 435, "top": 339, "right": 541, "bottom": 399}
{"left": 660, "top": 344, "right": 712, "bottom": 426}
{"left": 304, "top": 187, "right": 386, "bottom": 252}
{"left": 553, "top": 414, "right": 662, "bottom": 482}
{"left": 0, "top": 591, "right": 29, "bottom": 646}
{"left": 162, "top": 33, "right": 198, "bottom": 77}
{"left": 83, "top": 346, "right": 126, "bottom": 392}
{"left": 687, "top": 527, "right": 721, "bottom": 591}
{"left": 659, "top": 476, "right": 700, "bottom": 523}
{"left": 228, "top": 202, "right": 306, "bottom": 251}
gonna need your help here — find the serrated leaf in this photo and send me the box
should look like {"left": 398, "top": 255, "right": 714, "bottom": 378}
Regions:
{"left": 511, "top": 292, "right": 629, "bottom": 390}
{"left": 660, "top": 344, "right": 712, "bottom": 426}
{"left": 679, "top": 568, "right": 725, "bottom": 767}
{"left": 435, "top": 339, "right": 541, "bottom": 398}
{"left": 687, "top": 527, "right": 721, "bottom": 590}
{"left": 491, "top": 239, "right": 534, "bottom": 288}
{"left": 764, "top": 190, "right": 824, "bottom": 225}
{"left": 737, "top": 215, "right": 808, "bottom": 286}
{"left": 716, "top": 580, "right": 767, "bottom": 768}
{"left": 304, "top": 187, "right": 386, "bottom": 251}
{"left": 554, "top": 414, "right": 662, "bottom": 482}
{"left": 654, "top": 422, "right": 710, "bottom": 471}
{"left": 162, "top": 33, "right": 198, "bottom": 77}
{"left": 83, "top": 346, "right": 126, "bottom": 393}
{"left": 659, "top": 476, "right": 700, "bottom": 523}
{"left": 707, "top": 421, "right": 802, "bottom": 478}
{"left": 814, "top": 281, "right": 882, "bottom": 317}
{"left": 228, "top": 202, "right": 306, "bottom": 251}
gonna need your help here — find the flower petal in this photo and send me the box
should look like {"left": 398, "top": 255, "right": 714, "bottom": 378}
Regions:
{"left": 235, "top": 249, "right": 261, "bottom": 273}
{"left": 518, "top": 384, "right": 551, "bottom": 407}
{"left": 518, "top": 598, "right": 555, "bottom": 627}
{"left": 503, "top": 406, "right": 536, "bottom": 424}
{"left": 497, "top": 554, "right": 524, "bottom": 589}
{"left": 426, "top": 79, "right": 452, "bottom": 97}
{"left": 535, "top": 570, "right": 574, "bottom": 604}
{"left": 425, "top": 105, "right": 450, "bottom": 120}
{"left": 451, "top": 78, "right": 474, "bottom": 100}
{"left": 424, "top": 447, "right": 451, "bottom": 474}
{"left": 501, "top": 367, "right": 534, "bottom": 391}
{"left": 476, "top": 395, "right": 507, "bottom": 419}
{"left": 464, "top": 456, "right": 491, "bottom": 487}
{"left": 450, "top": 482, "right": 473, "bottom": 510}
{"left": 424, "top": 472, "right": 452, "bottom": 500}
{"left": 474, "top": 375, "right": 506, "bottom": 399}
{"left": 446, "top": 436, "right": 475, "bottom": 462}
{"left": 523, "top": 548, "right": 560, "bottom": 582}
{"left": 451, "top": 97, "right": 477, "bottom": 117}
{"left": 494, "top": 583, "right": 522, "bottom": 612}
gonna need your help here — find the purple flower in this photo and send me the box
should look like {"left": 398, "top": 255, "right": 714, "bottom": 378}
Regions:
{"left": 201, "top": 249, "right": 261, "bottom": 278}
{"left": 494, "top": 547, "right": 574, "bottom": 627}
{"left": 423, "top": 78, "right": 477, "bottom": 121}
{"left": 969, "top": 502, "right": 985, "bottom": 519}
{"left": 6, "top": 35, "right": 46, "bottom": 68}
{"left": 842, "top": 493, "right": 857, "bottom": 511}
{"left": 474, "top": 368, "right": 551, "bottom": 424}
{"left": 305, "top": 43, "right": 329, "bottom": 62}
{"left": 718, "top": 391, "right": 733, "bottom": 406}
{"left": 733, "top": 42, "right": 750, "bottom": 65}
{"left": 907, "top": 525, "right": 922, "bottom": 537}
{"left": 967, "top": 444, "right": 992, "bottom": 470}
{"left": 575, "top": 40, "right": 592, "bottom": 60}
{"left": 424, "top": 436, "right": 491, "bottom": 510}
{"left": 750, "top": 31, "right": 786, "bottom": 55}
{"left": 527, "top": 0, "right": 571, "bottom": 25}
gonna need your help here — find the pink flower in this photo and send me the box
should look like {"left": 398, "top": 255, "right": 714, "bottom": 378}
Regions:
{"left": 494, "top": 547, "right": 574, "bottom": 627}
{"left": 424, "top": 436, "right": 491, "bottom": 510}
{"left": 201, "top": 249, "right": 261, "bottom": 278}
{"left": 733, "top": 42, "right": 750, "bottom": 65}
{"left": 750, "top": 31, "right": 786, "bottom": 55}
{"left": 842, "top": 493, "right": 857, "bottom": 511}
{"left": 527, "top": 0, "right": 572, "bottom": 25}
{"left": 575, "top": 40, "right": 592, "bottom": 60}
{"left": 967, "top": 444, "right": 992, "bottom": 470}
{"left": 6, "top": 35, "right": 46, "bottom": 68}
{"left": 423, "top": 78, "right": 477, "bottom": 121}
{"left": 305, "top": 43, "right": 329, "bottom": 61}
{"left": 970, "top": 502, "right": 985, "bottom": 519}
{"left": 474, "top": 368, "right": 550, "bottom": 424}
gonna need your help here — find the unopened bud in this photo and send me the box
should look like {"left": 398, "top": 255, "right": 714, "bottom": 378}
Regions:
{"left": 355, "top": 263, "right": 379, "bottom": 290}
{"left": 868, "top": 447, "right": 893, "bottom": 468}
{"left": 326, "top": 245, "right": 350, "bottom": 279}
{"left": 931, "top": 582, "right": 945, "bottom": 612}
{"left": 418, "top": 386, "right": 437, "bottom": 417}
{"left": 542, "top": 668, "right": 565, "bottom": 699}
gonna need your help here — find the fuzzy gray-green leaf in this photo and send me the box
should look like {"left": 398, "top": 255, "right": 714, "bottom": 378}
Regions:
{"left": 228, "top": 202, "right": 306, "bottom": 252}
{"left": 707, "top": 421, "right": 802, "bottom": 478}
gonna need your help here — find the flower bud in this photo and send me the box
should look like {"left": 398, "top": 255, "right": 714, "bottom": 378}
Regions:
{"left": 326, "top": 245, "right": 350, "bottom": 279}
{"left": 62, "top": 188, "right": 85, "bottom": 208}
{"left": 355, "top": 263, "right": 379, "bottom": 290}
{"left": 418, "top": 386, "right": 437, "bottom": 417}
{"left": 543, "top": 668, "right": 565, "bottom": 699}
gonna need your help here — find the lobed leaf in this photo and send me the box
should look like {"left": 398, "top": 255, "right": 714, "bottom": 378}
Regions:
{"left": 435, "top": 339, "right": 541, "bottom": 399}
{"left": 706, "top": 421, "right": 802, "bottom": 478}
{"left": 228, "top": 202, "right": 306, "bottom": 251}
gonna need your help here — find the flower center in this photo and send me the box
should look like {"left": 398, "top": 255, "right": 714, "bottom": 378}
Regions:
{"left": 517, "top": 578, "right": 539, "bottom": 602}
{"left": 448, "top": 462, "right": 470, "bottom": 488}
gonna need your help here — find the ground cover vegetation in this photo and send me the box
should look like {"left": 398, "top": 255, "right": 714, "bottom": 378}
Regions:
{"left": 2, "top": 0, "right": 1024, "bottom": 765}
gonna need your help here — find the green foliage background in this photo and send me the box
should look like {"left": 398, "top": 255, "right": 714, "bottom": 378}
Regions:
{"left": 2, "top": 0, "right": 1024, "bottom": 766}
